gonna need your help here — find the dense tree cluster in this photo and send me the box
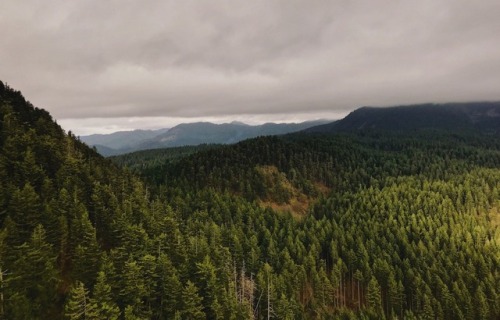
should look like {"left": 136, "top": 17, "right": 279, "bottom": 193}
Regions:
{"left": 110, "top": 144, "right": 222, "bottom": 186}
{"left": 0, "top": 81, "right": 499, "bottom": 319}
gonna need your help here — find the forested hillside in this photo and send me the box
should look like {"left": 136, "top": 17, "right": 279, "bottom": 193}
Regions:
{"left": 305, "top": 102, "right": 500, "bottom": 134}
{"left": 1, "top": 81, "right": 499, "bottom": 319}
{"left": 116, "top": 130, "right": 500, "bottom": 319}
{"left": 110, "top": 144, "right": 222, "bottom": 173}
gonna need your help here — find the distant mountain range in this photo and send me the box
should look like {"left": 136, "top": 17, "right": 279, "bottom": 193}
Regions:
{"left": 82, "top": 102, "right": 500, "bottom": 156}
{"left": 305, "top": 102, "right": 500, "bottom": 134}
{"left": 81, "top": 120, "right": 329, "bottom": 156}
{"left": 80, "top": 128, "right": 169, "bottom": 150}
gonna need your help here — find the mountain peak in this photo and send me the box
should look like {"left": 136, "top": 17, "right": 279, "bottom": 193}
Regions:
{"left": 230, "top": 120, "right": 249, "bottom": 126}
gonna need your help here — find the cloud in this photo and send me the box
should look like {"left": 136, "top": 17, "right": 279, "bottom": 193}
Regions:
{"left": 1, "top": 0, "right": 500, "bottom": 133}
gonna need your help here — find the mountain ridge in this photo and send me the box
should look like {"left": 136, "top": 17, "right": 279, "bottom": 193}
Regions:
{"left": 81, "top": 120, "right": 330, "bottom": 156}
{"left": 85, "top": 101, "right": 500, "bottom": 156}
{"left": 304, "top": 102, "right": 500, "bottom": 134}
{"left": 79, "top": 128, "right": 169, "bottom": 151}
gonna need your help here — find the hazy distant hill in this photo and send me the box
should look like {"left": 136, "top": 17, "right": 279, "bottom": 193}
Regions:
{"left": 143, "top": 121, "right": 329, "bottom": 148}
{"left": 82, "top": 120, "right": 329, "bottom": 156}
{"left": 91, "top": 144, "right": 122, "bottom": 156}
{"left": 305, "top": 102, "right": 500, "bottom": 134}
{"left": 80, "top": 128, "right": 169, "bottom": 150}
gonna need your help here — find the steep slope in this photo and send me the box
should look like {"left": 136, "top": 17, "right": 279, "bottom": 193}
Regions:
{"left": 0, "top": 81, "right": 160, "bottom": 318}
{"left": 305, "top": 102, "right": 500, "bottom": 133}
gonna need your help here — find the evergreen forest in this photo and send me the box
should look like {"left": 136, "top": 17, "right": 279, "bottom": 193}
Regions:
{"left": 0, "top": 81, "right": 498, "bottom": 319}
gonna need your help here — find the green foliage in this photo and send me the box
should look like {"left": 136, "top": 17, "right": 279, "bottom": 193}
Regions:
{"left": 181, "top": 281, "right": 205, "bottom": 320}
{"left": 119, "top": 258, "right": 149, "bottom": 317}
{"left": 367, "top": 277, "right": 383, "bottom": 318}
{"left": 65, "top": 281, "right": 93, "bottom": 320}
{"left": 8, "top": 225, "right": 58, "bottom": 318}
{"left": 110, "top": 144, "right": 221, "bottom": 172}
{"left": 157, "top": 254, "right": 182, "bottom": 318}
{"left": 1, "top": 81, "right": 499, "bottom": 319}
{"left": 88, "top": 271, "right": 120, "bottom": 320}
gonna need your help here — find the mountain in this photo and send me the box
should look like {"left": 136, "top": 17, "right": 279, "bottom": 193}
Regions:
{"left": 143, "top": 121, "right": 329, "bottom": 148}
{"left": 305, "top": 102, "right": 500, "bottom": 133}
{"left": 79, "top": 128, "right": 168, "bottom": 152}
{"left": 81, "top": 120, "right": 329, "bottom": 156}
{"left": 90, "top": 144, "right": 121, "bottom": 156}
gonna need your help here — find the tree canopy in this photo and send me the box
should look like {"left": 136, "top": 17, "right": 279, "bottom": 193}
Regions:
{"left": 0, "top": 81, "right": 498, "bottom": 319}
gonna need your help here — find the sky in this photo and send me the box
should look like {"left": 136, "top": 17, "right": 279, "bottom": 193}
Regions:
{"left": 1, "top": 1, "right": 500, "bottom": 135}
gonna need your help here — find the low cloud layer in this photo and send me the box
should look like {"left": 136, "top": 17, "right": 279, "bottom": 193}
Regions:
{"left": 2, "top": 1, "right": 500, "bottom": 134}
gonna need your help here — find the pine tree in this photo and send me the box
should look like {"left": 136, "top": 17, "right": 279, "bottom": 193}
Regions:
{"left": 157, "top": 254, "right": 181, "bottom": 318}
{"left": 275, "top": 293, "right": 295, "bottom": 320}
{"left": 387, "top": 272, "right": 398, "bottom": 317}
{"left": 9, "top": 225, "right": 58, "bottom": 317}
{"left": 139, "top": 254, "right": 158, "bottom": 315}
{"left": 474, "top": 285, "right": 490, "bottom": 320}
{"left": 180, "top": 281, "right": 205, "bottom": 320}
{"left": 196, "top": 255, "right": 222, "bottom": 318}
{"left": 124, "top": 305, "right": 146, "bottom": 320}
{"left": 88, "top": 271, "right": 120, "bottom": 320}
{"left": 65, "top": 281, "right": 94, "bottom": 320}
{"left": 353, "top": 269, "right": 364, "bottom": 310}
{"left": 8, "top": 183, "right": 42, "bottom": 243}
{"left": 367, "top": 276, "right": 384, "bottom": 318}
{"left": 315, "top": 266, "right": 333, "bottom": 311}
{"left": 119, "top": 258, "right": 148, "bottom": 318}
{"left": 71, "top": 210, "right": 101, "bottom": 287}
{"left": 421, "top": 295, "right": 434, "bottom": 320}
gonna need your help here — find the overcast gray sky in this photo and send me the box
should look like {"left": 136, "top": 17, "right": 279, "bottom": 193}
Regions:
{"left": 2, "top": 0, "right": 500, "bottom": 135}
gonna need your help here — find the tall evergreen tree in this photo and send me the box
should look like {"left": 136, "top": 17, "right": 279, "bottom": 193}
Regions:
{"left": 180, "top": 281, "right": 205, "bottom": 320}
{"left": 88, "top": 271, "right": 120, "bottom": 320}
{"left": 65, "top": 281, "right": 94, "bottom": 320}
{"left": 367, "top": 277, "right": 384, "bottom": 318}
